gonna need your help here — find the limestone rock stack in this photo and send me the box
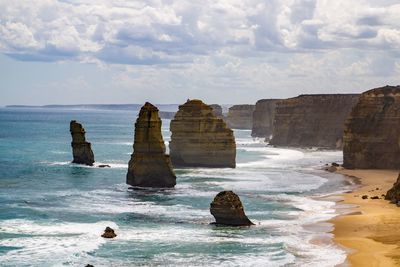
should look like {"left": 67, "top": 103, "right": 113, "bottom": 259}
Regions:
{"left": 270, "top": 94, "right": 359, "bottom": 148}
{"left": 226, "top": 105, "right": 255, "bottom": 129}
{"left": 70, "top": 120, "right": 95, "bottom": 166}
{"left": 343, "top": 86, "right": 400, "bottom": 169}
{"left": 210, "top": 104, "right": 223, "bottom": 118}
{"left": 210, "top": 191, "right": 254, "bottom": 226}
{"left": 126, "top": 102, "right": 176, "bottom": 188}
{"left": 170, "top": 99, "right": 236, "bottom": 168}
{"left": 251, "top": 99, "right": 281, "bottom": 138}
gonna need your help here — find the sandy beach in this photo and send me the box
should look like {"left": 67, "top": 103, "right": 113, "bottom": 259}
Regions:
{"left": 331, "top": 169, "right": 400, "bottom": 267}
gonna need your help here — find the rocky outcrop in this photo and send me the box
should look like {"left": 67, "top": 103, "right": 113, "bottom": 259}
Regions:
{"left": 126, "top": 102, "right": 176, "bottom": 188}
{"left": 70, "top": 120, "right": 94, "bottom": 166}
{"left": 101, "top": 227, "right": 117, "bottom": 238}
{"left": 251, "top": 99, "right": 281, "bottom": 139}
{"left": 343, "top": 86, "right": 400, "bottom": 169}
{"left": 210, "top": 104, "right": 223, "bottom": 118}
{"left": 270, "top": 94, "right": 359, "bottom": 148}
{"left": 226, "top": 105, "right": 255, "bottom": 129}
{"left": 385, "top": 174, "right": 400, "bottom": 204}
{"left": 169, "top": 99, "right": 236, "bottom": 168}
{"left": 210, "top": 191, "right": 254, "bottom": 226}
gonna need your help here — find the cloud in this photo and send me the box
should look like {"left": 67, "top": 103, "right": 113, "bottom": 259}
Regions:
{"left": 0, "top": 0, "right": 399, "bottom": 65}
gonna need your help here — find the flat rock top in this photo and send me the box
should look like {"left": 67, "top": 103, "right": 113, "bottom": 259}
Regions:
{"left": 180, "top": 99, "right": 211, "bottom": 110}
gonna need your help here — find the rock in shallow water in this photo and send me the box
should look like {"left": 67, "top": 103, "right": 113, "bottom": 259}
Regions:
{"left": 210, "top": 191, "right": 254, "bottom": 226}
{"left": 70, "top": 120, "right": 94, "bottom": 166}
{"left": 126, "top": 102, "right": 176, "bottom": 188}
{"left": 170, "top": 99, "right": 236, "bottom": 168}
{"left": 101, "top": 226, "right": 117, "bottom": 238}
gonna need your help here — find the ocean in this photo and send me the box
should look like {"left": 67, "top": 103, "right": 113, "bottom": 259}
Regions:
{"left": 0, "top": 107, "right": 350, "bottom": 266}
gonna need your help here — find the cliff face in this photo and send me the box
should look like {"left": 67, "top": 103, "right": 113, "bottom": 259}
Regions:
{"left": 226, "top": 105, "right": 255, "bottom": 129}
{"left": 385, "top": 174, "right": 400, "bottom": 203}
{"left": 251, "top": 99, "right": 281, "bottom": 138}
{"left": 343, "top": 86, "right": 400, "bottom": 169}
{"left": 70, "top": 120, "right": 94, "bottom": 166}
{"left": 169, "top": 99, "right": 236, "bottom": 168}
{"left": 270, "top": 94, "right": 359, "bottom": 148}
{"left": 126, "top": 102, "right": 176, "bottom": 188}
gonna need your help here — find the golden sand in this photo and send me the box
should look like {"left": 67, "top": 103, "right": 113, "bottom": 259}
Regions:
{"left": 331, "top": 169, "right": 400, "bottom": 267}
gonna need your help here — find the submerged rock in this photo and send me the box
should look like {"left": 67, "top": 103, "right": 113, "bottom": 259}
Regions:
{"left": 98, "top": 164, "right": 111, "bottom": 168}
{"left": 126, "top": 102, "right": 176, "bottom": 188}
{"left": 70, "top": 120, "right": 94, "bottom": 166}
{"left": 210, "top": 191, "right": 254, "bottom": 226}
{"left": 251, "top": 99, "right": 281, "bottom": 139}
{"left": 270, "top": 94, "right": 359, "bottom": 148}
{"left": 170, "top": 99, "right": 236, "bottom": 168}
{"left": 101, "top": 227, "right": 117, "bottom": 238}
{"left": 343, "top": 85, "right": 400, "bottom": 169}
{"left": 226, "top": 104, "right": 255, "bottom": 129}
{"left": 325, "top": 166, "right": 337, "bottom": 172}
{"left": 385, "top": 174, "right": 400, "bottom": 203}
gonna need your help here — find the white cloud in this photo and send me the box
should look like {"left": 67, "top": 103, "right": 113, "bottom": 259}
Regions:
{"left": 0, "top": 0, "right": 398, "bottom": 64}
{"left": 0, "top": 0, "right": 399, "bottom": 106}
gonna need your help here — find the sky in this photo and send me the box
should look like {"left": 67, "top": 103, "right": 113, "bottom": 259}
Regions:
{"left": 0, "top": 0, "right": 399, "bottom": 106}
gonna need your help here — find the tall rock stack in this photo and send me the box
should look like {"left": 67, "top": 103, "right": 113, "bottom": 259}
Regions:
{"left": 251, "top": 99, "right": 281, "bottom": 139}
{"left": 170, "top": 99, "right": 236, "bottom": 168}
{"left": 70, "top": 120, "right": 95, "bottom": 166}
{"left": 126, "top": 102, "right": 176, "bottom": 188}
{"left": 226, "top": 105, "right": 255, "bottom": 129}
{"left": 270, "top": 94, "right": 359, "bottom": 149}
{"left": 343, "top": 86, "right": 400, "bottom": 169}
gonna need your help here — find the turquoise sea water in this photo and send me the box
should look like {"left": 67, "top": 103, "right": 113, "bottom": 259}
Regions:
{"left": 0, "top": 107, "right": 350, "bottom": 266}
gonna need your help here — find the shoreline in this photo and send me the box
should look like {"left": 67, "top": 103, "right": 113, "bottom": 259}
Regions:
{"left": 330, "top": 169, "right": 400, "bottom": 266}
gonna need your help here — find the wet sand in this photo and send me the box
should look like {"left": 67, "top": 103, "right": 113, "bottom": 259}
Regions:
{"left": 331, "top": 169, "right": 400, "bottom": 267}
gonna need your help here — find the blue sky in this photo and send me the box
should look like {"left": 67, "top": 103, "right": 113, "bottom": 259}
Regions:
{"left": 0, "top": 0, "right": 399, "bottom": 105}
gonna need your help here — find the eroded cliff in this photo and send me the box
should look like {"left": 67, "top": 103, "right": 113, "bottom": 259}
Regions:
{"left": 270, "top": 94, "right": 359, "bottom": 148}
{"left": 169, "top": 99, "right": 236, "bottom": 168}
{"left": 343, "top": 86, "right": 400, "bottom": 169}
{"left": 251, "top": 99, "right": 281, "bottom": 138}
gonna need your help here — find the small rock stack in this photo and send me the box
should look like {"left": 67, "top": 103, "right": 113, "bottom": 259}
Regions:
{"left": 126, "top": 102, "right": 176, "bottom": 188}
{"left": 70, "top": 120, "right": 95, "bottom": 166}
{"left": 210, "top": 191, "right": 254, "bottom": 226}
